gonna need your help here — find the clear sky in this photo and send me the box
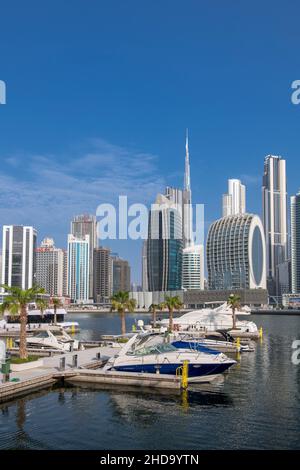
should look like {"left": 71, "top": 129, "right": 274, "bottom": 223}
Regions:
{"left": 0, "top": 0, "right": 300, "bottom": 282}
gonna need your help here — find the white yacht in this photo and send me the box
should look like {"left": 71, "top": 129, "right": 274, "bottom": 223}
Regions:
{"left": 0, "top": 307, "right": 79, "bottom": 333}
{"left": 103, "top": 333, "right": 236, "bottom": 383}
{"left": 15, "top": 328, "right": 81, "bottom": 352}
{"left": 158, "top": 303, "right": 258, "bottom": 335}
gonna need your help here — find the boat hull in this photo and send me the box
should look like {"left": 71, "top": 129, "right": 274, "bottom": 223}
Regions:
{"left": 110, "top": 361, "right": 234, "bottom": 380}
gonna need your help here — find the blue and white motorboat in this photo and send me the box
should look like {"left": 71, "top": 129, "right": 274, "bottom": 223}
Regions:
{"left": 171, "top": 331, "right": 254, "bottom": 353}
{"left": 103, "top": 334, "right": 236, "bottom": 383}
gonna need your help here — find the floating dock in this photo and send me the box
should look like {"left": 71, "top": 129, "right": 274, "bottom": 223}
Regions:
{"left": 0, "top": 345, "right": 182, "bottom": 404}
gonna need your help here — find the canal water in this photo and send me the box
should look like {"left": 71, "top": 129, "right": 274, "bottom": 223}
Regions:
{"left": 0, "top": 313, "right": 300, "bottom": 449}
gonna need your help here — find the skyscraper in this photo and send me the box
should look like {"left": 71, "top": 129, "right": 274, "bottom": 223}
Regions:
{"left": 93, "top": 246, "right": 112, "bottom": 303}
{"left": 222, "top": 179, "right": 246, "bottom": 217}
{"left": 36, "top": 238, "right": 65, "bottom": 297}
{"left": 141, "top": 240, "right": 148, "bottom": 291}
{"left": 67, "top": 234, "right": 89, "bottom": 303}
{"left": 1, "top": 225, "right": 37, "bottom": 289}
{"left": 112, "top": 256, "right": 131, "bottom": 293}
{"left": 71, "top": 214, "right": 97, "bottom": 299}
{"left": 291, "top": 192, "right": 300, "bottom": 293}
{"left": 262, "top": 155, "right": 288, "bottom": 296}
{"left": 182, "top": 129, "right": 193, "bottom": 248}
{"left": 182, "top": 244, "right": 204, "bottom": 290}
{"left": 207, "top": 214, "right": 266, "bottom": 290}
{"left": 147, "top": 193, "right": 182, "bottom": 291}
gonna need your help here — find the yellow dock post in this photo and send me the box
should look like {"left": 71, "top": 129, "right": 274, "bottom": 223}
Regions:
{"left": 10, "top": 338, "right": 13, "bottom": 349}
{"left": 6, "top": 337, "right": 9, "bottom": 349}
{"left": 181, "top": 360, "right": 189, "bottom": 389}
{"left": 259, "top": 326, "right": 263, "bottom": 339}
{"left": 236, "top": 337, "right": 241, "bottom": 352}
{"left": 71, "top": 324, "right": 75, "bottom": 334}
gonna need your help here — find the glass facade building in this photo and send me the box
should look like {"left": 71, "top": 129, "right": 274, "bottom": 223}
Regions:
{"left": 262, "top": 155, "right": 288, "bottom": 296}
{"left": 291, "top": 192, "right": 300, "bottom": 294}
{"left": 147, "top": 194, "right": 182, "bottom": 291}
{"left": 207, "top": 214, "right": 266, "bottom": 290}
{"left": 71, "top": 214, "right": 97, "bottom": 299}
{"left": 67, "top": 234, "right": 89, "bottom": 303}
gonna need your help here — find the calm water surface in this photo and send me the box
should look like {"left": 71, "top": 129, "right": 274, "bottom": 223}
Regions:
{"left": 0, "top": 313, "right": 300, "bottom": 449}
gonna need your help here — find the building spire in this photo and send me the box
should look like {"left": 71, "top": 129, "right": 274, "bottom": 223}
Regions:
{"left": 184, "top": 128, "right": 190, "bottom": 191}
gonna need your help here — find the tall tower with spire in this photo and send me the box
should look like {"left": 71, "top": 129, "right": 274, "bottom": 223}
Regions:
{"left": 182, "top": 129, "right": 193, "bottom": 247}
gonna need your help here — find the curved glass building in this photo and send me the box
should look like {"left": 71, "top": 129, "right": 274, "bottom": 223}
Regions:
{"left": 207, "top": 214, "right": 266, "bottom": 290}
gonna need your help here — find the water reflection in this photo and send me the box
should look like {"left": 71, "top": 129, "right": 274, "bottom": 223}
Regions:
{"left": 0, "top": 314, "right": 299, "bottom": 449}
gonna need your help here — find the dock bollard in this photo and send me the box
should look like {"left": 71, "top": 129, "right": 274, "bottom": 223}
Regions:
{"left": 259, "top": 327, "right": 263, "bottom": 339}
{"left": 236, "top": 337, "right": 241, "bottom": 351}
{"left": 72, "top": 354, "right": 78, "bottom": 368}
{"left": 181, "top": 360, "right": 189, "bottom": 389}
{"left": 1, "top": 354, "right": 11, "bottom": 383}
{"left": 59, "top": 357, "right": 66, "bottom": 371}
{"left": 96, "top": 352, "right": 101, "bottom": 360}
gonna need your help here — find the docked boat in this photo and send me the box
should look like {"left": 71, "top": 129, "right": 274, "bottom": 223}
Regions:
{"left": 171, "top": 331, "right": 254, "bottom": 353}
{"left": 15, "top": 328, "right": 81, "bottom": 352}
{"left": 0, "top": 307, "right": 79, "bottom": 333}
{"left": 103, "top": 333, "right": 236, "bottom": 383}
{"left": 157, "top": 303, "right": 258, "bottom": 336}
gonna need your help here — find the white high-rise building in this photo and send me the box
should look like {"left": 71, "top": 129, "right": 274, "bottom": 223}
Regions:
{"left": 67, "top": 234, "right": 90, "bottom": 303}
{"left": 71, "top": 214, "right": 97, "bottom": 299}
{"left": 291, "top": 192, "right": 300, "bottom": 294}
{"left": 182, "top": 244, "right": 204, "bottom": 290}
{"left": 222, "top": 179, "right": 246, "bottom": 217}
{"left": 262, "top": 155, "right": 288, "bottom": 296}
{"left": 1, "top": 225, "right": 37, "bottom": 290}
{"left": 36, "top": 238, "right": 65, "bottom": 297}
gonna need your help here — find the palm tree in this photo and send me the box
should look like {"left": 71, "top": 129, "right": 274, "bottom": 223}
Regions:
{"left": 111, "top": 291, "right": 136, "bottom": 335}
{"left": 227, "top": 294, "right": 241, "bottom": 330}
{"left": 164, "top": 295, "right": 183, "bottom": 332}
{"left": 51, "top": 297, "right": 63, "bottom": 325}
{"left": 35, "top": 297, "right": 49, "bottom": 321}
{"left": 0, "top": 285, "right": 45, "bottom": 359}
{"left": 148, "top": 303, "right": 159, "bottom": 328}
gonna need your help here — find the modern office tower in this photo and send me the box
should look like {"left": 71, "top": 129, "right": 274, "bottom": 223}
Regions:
{"left": 262, "top": 155, "right": 288, "bottom": 296}
{"left": 182, "top": 244, "right": 204, "bottom": 290}
{"left": 36, "top": 238, "right": 65, "bottom": 296}
{"left": 207, "top": 214, "right": 267, "bottom": 290}
{"left": 291, "top": 192, "right": 300, "bottom": 293}
{"left": 71, "top": 214, "right": 97, "bottom": 299}
{"left": 276, "top": 260, "right": 291, "bottom": 298}
{"left": 1, "top": 225, "right": 37, "bottom": 289}
{"left": 112, "top": 256, "right": 131, "bottom": 293}
{"left": 222, "top": 179, "right": 246, "bottom": 217}
{"left": 141, "top": 240, "right": 148, "bottom": 291}
{"left": 93, "top": 247, "right": 112, "bottom": 303}
{"left": 67, "top": 234, "right": 89, "bottom": 303}
{"left": 147, "top": 193, "right": 183, "bottom": 291}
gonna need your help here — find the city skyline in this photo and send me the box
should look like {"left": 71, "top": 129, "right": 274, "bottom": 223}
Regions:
{"left": 1, "top": 2, "right": 300, "bottom": 283}
{"left": 0, "top": 148, "right": 297, "bottom": 286}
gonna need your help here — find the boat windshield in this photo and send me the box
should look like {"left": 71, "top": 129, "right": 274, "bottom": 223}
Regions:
{"left": 33, "top": 331, "right": 49, "bottom": 338}
{"left": 128, "top": 343, "right": 177, "bottom": 356}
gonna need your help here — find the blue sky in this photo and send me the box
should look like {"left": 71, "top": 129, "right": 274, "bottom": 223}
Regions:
{"left": 0, "top": 0, "right": 300, "bottom": 282}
